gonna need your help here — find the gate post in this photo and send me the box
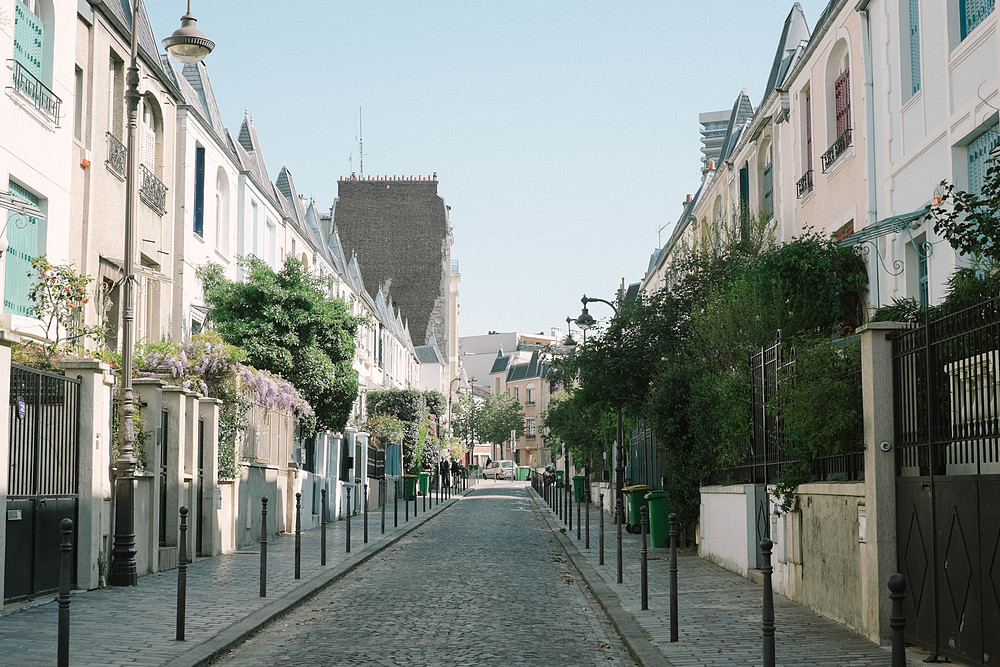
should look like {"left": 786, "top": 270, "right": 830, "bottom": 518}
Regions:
{"left": 58, "top": 358, "right": 112, "bottom": 593}
{"left": 860, "top": 322, "right": 907, "bottom": 643}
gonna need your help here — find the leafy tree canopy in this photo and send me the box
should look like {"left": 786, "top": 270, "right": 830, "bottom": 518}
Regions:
{"left": 477, "top": 392, "right": 525, "bottom": 448}
{"left": 929, "top": 152, "right": 1000, "bottom": 266}
{"left": 198, "top": 256, "right": 362, "bottom": 434}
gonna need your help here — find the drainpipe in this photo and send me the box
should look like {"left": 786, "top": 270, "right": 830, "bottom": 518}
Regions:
{"left": 857, "top": 1, "right": 881, "bottom": 306}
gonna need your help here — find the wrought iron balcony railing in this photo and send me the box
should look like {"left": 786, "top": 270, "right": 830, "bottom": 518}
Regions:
{"left": 106, "top": 132, "right": 126, "bottom": 179}
{"left": 821, "top": 127, "right": 853, "bottom": 172}
{"left": 8, "top": 59, "right": 61, "bottom": 125}
{"left": 139, "top": 164, "right": 167, "bottom": 216}
{"left": 796, "top": 170, "right": 814, "bottom": 198}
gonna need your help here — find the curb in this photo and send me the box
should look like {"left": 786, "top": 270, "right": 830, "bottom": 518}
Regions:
{"left": 528, "top": 488, "right": 671, "bottom": 667}
{"left": 164, "top": 484, "right": 477, "bottom": 667}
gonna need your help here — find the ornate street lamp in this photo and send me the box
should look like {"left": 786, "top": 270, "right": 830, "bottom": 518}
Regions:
{"left": 109, "top": 0, "right": 213, "bottom": 587}
{"left": 563, "top": 316, "right": 577, "bottom": 347}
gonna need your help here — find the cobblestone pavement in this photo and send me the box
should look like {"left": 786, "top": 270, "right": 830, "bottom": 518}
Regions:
{"left": 532, "top": 486, "right": 937, "bottom": 667}
{"left": 0, "top": 483, "right": 468, "bottom": 666}
{"left": 213, "top": 481, "right": 635, "bottom": 667}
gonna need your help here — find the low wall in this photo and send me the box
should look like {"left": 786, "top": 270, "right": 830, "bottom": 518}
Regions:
{"left": 699, "top": 484, "right": 755, "bottom": 574}
{"left": 700, "top": 481, "right": 868, "bottom": 636}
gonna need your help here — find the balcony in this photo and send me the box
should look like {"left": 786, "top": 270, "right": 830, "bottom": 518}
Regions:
{"left": 796, "top": 170, "right": 814, "bottom": 198}
{"left": 821, "top": 128, "right": 853, "bottom": 172}
{"left": 106, "top": 132, "right": 126, "bottom": 180}
{"left": 7, "top": 59, "right": 61, "bottom": 126}
{"left": 139, "top": 164, "right": 167, "bottom": 216}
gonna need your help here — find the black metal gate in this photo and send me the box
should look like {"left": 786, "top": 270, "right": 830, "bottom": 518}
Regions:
{"left": 5, "top": 365, "right": 81, "bottom": 603}
{"left": 893, "top": 296, "right": 1000, "bottom": 666}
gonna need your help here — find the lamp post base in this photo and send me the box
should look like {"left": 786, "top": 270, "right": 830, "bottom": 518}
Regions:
{"left": 109, "top": 472, "right": 137, "bottom": 586}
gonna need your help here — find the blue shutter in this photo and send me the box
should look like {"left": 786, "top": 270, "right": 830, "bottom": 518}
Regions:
{"left": 909, "top": 0, "right": 921, "bottom": 95}
{"left": 961, "top": 0, "right": 996, "bottom": 40}
{"left": 4, "top": 182, "right": 40, "bottom": 317}
{"left": 968, "top": 126, "right": 999, "bottom": 197}
{"left": 13, "top": 0, "right": 44, "bottom": 80}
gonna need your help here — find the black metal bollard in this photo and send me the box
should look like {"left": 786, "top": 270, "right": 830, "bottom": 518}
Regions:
{"left": 413, "top": 481, "right": 418, "bottom": 516}
{"left": 599, "top": 493, "right": 605, "bottom": 565}
{"left": 395, "top": 478, "right": 399, "bottom": 527}
{"left": 364, "top": 483, "right": 369, "bottom": 544}
{"left": 761, "top": 537, "right": 775, "bottom": 667}
{"left": 437, "top": 472, "right": 441, "bottom": 505}
{"left": 294, "top": 492, "right": 302, "bottom": 579}
{"left": 423, "top": 478, "right": 427, "bottom": 513}
{"left": 585, "top": 478, "right": 591, "bottom": 549}
{"left": 669, "top": 512, "right": 678, "bottom": 642}
{"left": 616, "top": 499, "right": 623, "bottom": 584}
{"left": 569, "top": 482, "right": 573, "bottom": 532}
{"left": 57, "top": 518, "right": 72, "bottom": 667}
{"left": 381, "top": 479, "right": 386, "bottom": 535}
{"left": 177, "top": 507, "right": 188, "bottom": 641}
{"left": 640, "top": 506, "right": 648, "bottom": 611}
{"left": 405, "top": 480, "right": 410, "bottom": 521}
{"left": 888, "top": 573, "right": 907, "bottom": 667}
{"left": 321, "top": 488, "right": 327, "bottom": 566}
{"left": 345, "top": 489, "right": 352, "bottom": 553}
{"left": 259, "top": 497, "right": 268, "bottom": 597}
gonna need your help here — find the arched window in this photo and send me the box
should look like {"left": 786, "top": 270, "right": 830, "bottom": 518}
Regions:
{"left": 822, "top": 39, "right": 852, "bottom": 172}
{"left": 758, "top": 140, "right": 774, "bottom": 220}
{"left": 301, "top": 251, "right": 308, "bottom": 270}
{"left": 13, "top": 0, "right": 53, "bottom": 84}
{"left": 215, "top": 168, "right": 230, "bottom": 252}
{"left": 139, "top": 95, "right": 163, "bottom": 174}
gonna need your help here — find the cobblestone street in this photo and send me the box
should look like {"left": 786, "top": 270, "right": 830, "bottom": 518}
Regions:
{"left": 212, "top": 481, "right": 634, "bottom": 666}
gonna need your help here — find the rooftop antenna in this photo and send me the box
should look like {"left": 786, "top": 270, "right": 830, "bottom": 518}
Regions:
{"left": 356, "top": 107, "right": 365, "bottom": 178}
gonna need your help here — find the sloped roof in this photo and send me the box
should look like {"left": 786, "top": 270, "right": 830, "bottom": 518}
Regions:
{"left": 181, "top": 62, "right": 227, "bottom": 138}
{"left": 237, "top": 116, "right": 271, "bottom": 189}
{"left": 101, "top": 0, "right": 161, "bottom": 68}
{"left": 414, "top": 333, "right": 444, "bottom": 365}
{"left": 718, "top": 90, "right": 755, "bottom": 163}
{"left": 762, "top": 4, "right": 810, "bottom": 102}
{"left": 490, "top": 350, "right": 510, "bottom": 374}
{"left": 506, "top": 351, "right": 548, "bottom": 382}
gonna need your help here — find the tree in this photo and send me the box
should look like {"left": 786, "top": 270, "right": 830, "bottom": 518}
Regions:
{"left": 452, "top": 392, "right": 483, "bottom": 453}
{"left": 542, "top": 388, "right": 614, "bottom": 470}
{"left": 198, "top": 256, "right": 363, "bottom": 434}
{"left": 477, "top": 392, "right": 525, "bottom": 458}
{"left": 929, "top": 152, "right": 1000, "bottom": 267}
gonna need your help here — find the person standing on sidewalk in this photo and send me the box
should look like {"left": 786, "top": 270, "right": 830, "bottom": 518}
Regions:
{"left": 439, "top": 457, "right": 450, "bottom": 489}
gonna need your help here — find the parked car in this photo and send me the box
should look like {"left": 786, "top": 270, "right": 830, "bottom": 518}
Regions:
{"left": 483, "top": 460, "right": 516, "bottom": 480}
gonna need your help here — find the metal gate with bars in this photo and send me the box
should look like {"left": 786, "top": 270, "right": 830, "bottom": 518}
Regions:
{"left": 893, "top": 296, "right": 1000, "bottom": 666}
{"left": 4, "top": 364, "right": 81, "bottom": 603}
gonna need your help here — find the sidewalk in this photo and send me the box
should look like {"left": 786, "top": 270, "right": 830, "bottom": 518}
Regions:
{"left": 0, "top": 484, "right": 472, "bottom": 667}
{"left": 531, "top": 487, "right": 936, "bottom": 667}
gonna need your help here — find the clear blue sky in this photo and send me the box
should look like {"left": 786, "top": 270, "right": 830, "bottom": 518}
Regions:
{"left": 148, "top": 1, "right": 831, "bottom": 338}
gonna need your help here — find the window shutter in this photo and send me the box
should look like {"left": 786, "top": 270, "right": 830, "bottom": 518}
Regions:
{"left": 968, "top": 125, "right": 1000, "bottom": 197}
{"left": 4, "top": 182, "right": 40, "bottom": 317}
{"left": 13, "top": 0, "right": 44, "bottom": 81}
{"left": 763, "top": 162, "right": 774, "bottom": 218}
{"left": 805, "top": 89, "right": 813, "bottom": 170}
{"left": 835, "top": 69, "right": 851, "bottom": 138}
{"left": 961, "top": 0, "right": 996, "bottom": 40}
{"left": 909, "top": 0, "right": 921, "bottom": 95}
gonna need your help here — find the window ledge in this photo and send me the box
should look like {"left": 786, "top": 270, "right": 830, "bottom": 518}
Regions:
{"left": 6, "top": 87, "right": 59, "bottom": 133}
{"left": 951, "top": 14, "right": 998, "bottom": 63}
{"left": 823, "top": 146, "right": 856, "bottom": 181}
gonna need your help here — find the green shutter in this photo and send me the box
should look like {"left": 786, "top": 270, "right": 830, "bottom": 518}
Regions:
{"left": 13, "top": 0, "right": 44, "bottom": 80}
{"left": 961, "top": 0, "right": 996, "bottom": 40}
{"left": 968, "top": 126, "right": 999, "bottom": 197}
{"left": 4, "top": 182, "right": 40, "bottom": 317}
{"left": 909, "top": 0, "right": 921, "bottom": 95}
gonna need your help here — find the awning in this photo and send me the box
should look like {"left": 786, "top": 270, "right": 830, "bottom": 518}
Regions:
{"left": 838, "top": 205, "right": 929, "bottom": 247}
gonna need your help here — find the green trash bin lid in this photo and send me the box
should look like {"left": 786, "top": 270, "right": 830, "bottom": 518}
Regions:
{"left": 645, "top": 490, "right": 668, "bottom": 499}
{"left": 623, "top": 485, "right": 650, "bottom": 492}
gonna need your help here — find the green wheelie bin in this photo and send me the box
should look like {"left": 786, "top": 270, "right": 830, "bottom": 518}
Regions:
{"left": 644, "top": 490, "right": 669, "bottom": 548}
{"left": 555, "top": 470, "right": 565, "bottom": 488}
{"left": 573, "top": 475, "right": 586, "bottom": 502}
{"left": 623, "top": 485, "right": 651, "bottom": 533}
{"left": 516, "top": 466, "right": 530, "bottom": 481}
{"left": 403, "top": 474, "right": 417, "bottom": 501}
{"left": 418, "top": 471, "right": 431, "bottom": 496}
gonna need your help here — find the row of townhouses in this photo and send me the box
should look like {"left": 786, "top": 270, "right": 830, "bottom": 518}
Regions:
{"left": 628, "top": 1, "right": 998, "bottom": 663}
{"left": 0, "top": 0, "right": 458, "bottom": 605}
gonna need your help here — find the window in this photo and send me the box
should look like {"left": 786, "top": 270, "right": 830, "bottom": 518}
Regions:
{"left": 526, "top": 386, "right": 535, "bottom": 404}
{"left": 193, "top": 145, "right": 205, "bottom": 237}
{"left": 140, "top": 99, "right": 158, "bottom": 170}
{"left": 215, "top": 168, "right": 229, "bottom": 252}
{"left": 74, "top": 66, "right": 84, "bottom": 140}
{"left": 918, "top": 245, "right": 929, "bottom": 310}
{"left": 968, "top": 125, "right": 1000, "bottom": 196}
{"left": 960, "top": 0, "right": 995, "bottom": 40}
{"left": 526, "top": 418, "right": 536, "bottom": 438}
{"left": 4, "top": 181, "right": 42, "bottom": 317}
{"left": 797, "top": 86, "right": 814, "bottom": 197}
{"left": 251, "top": 200, "right": 259, "bottom": 256}
{"left": 835, "top": 68, "right": 851, "bottom": 139}
{"left": 762, "top": 160, "right": 774, "bottom": 219}
{"left": 267, "top": 220, "right": 276, "bottom": 266}
{"left": 903, "top": 0, "right": 921, "bottom": 97}
{"left": 108, "top": 53, "right": 124, "bottom": 137}
{"left": 514, "top": 386, "right": 519, "bottom": 401}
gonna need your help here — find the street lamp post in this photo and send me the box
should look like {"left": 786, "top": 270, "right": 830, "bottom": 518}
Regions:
{"left": 108, "top": 0, "right": 213, "bottom": 587}
{"left": 575, "top": 295, "right": 623, "bottom": 527}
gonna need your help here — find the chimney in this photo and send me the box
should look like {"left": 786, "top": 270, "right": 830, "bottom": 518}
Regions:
{"left": 685, "top": 194, "right": 693, "bottom": 203}
{"left": 708, "top": 159, "right": 716, "bottom": 171}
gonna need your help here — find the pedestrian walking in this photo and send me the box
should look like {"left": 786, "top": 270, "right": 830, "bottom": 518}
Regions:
{"left": 439, "top": 458, "right": 450, "bottom": 490}
{"left": 450, "top": 459, "right": 460, "bottom": 489}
